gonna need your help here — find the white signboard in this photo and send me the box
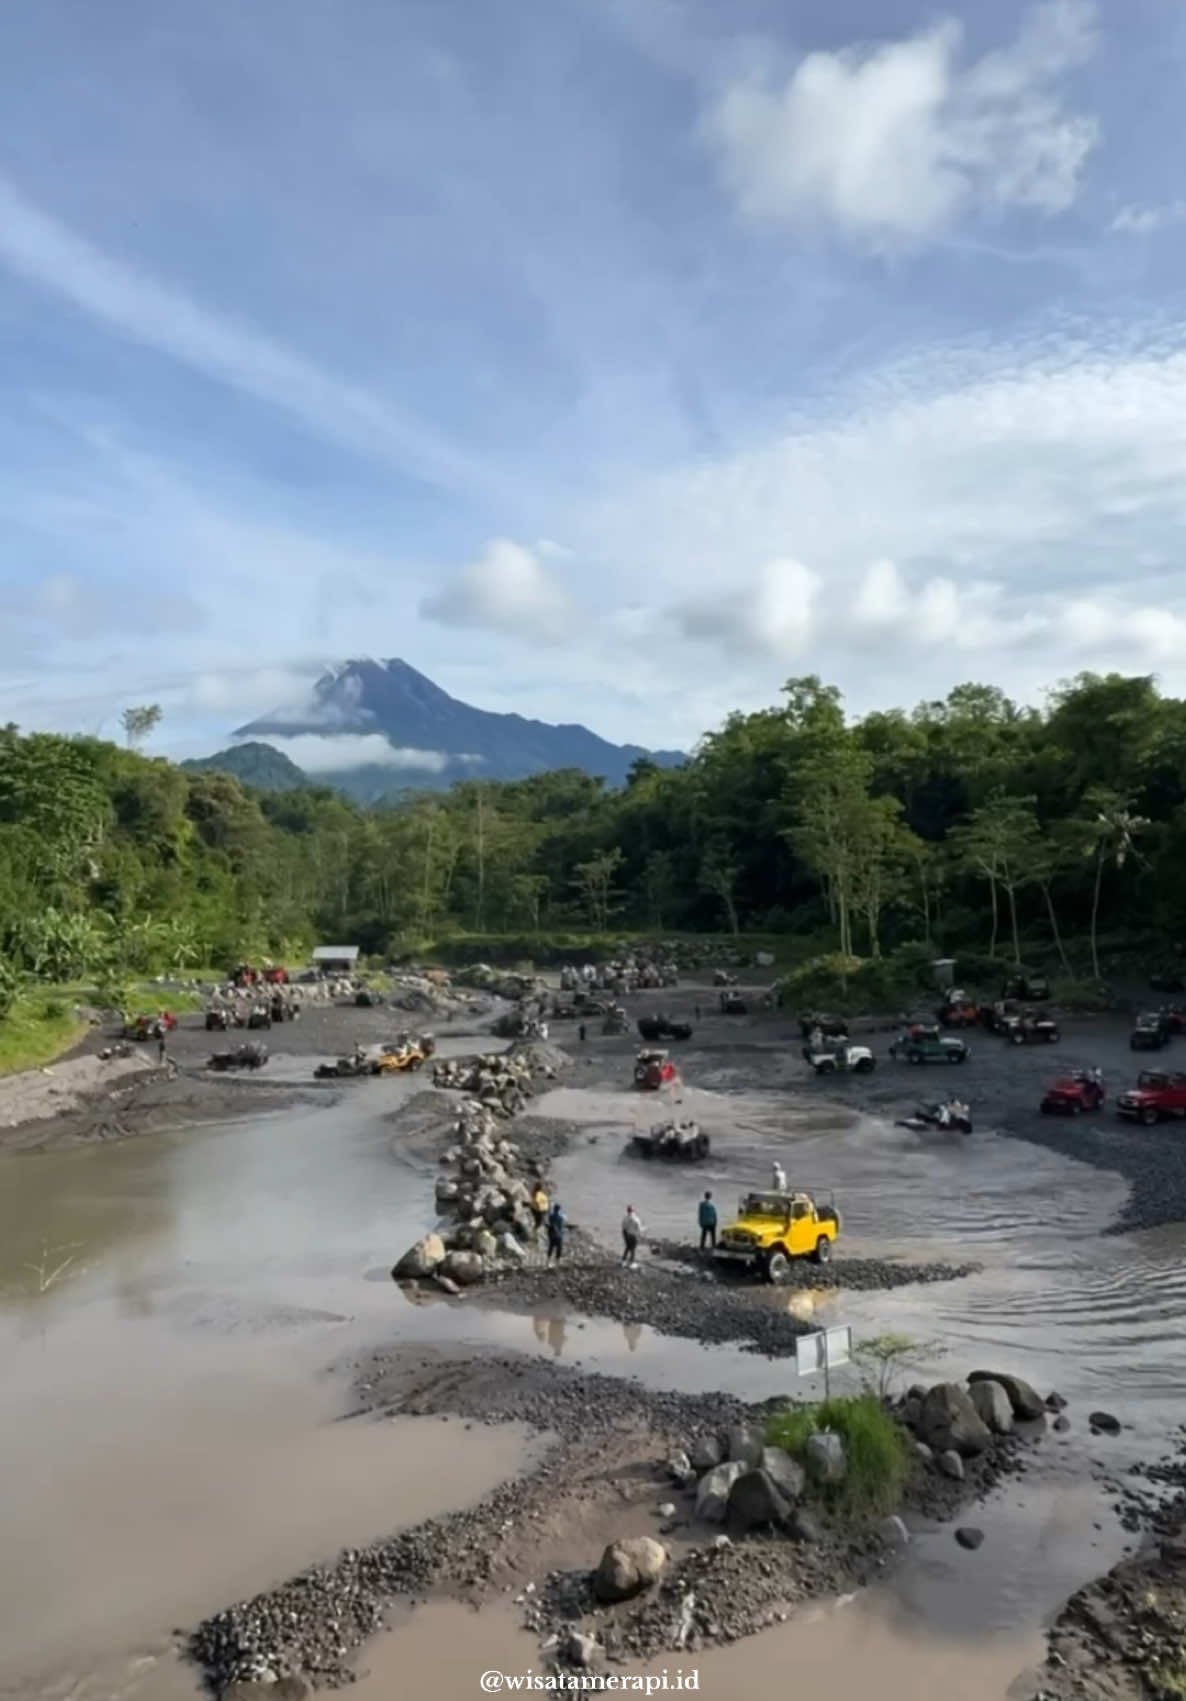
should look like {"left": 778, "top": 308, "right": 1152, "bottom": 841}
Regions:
{"left": 796, "top": 1325, "right": 852, "bottom": 1376}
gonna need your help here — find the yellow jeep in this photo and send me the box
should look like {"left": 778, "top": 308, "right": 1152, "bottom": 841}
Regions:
{"left": 372, "top": 1040, "right": 425, "bottom": 1074}
{"left": 715, "top": 1189, "right": 840, "bottom": 1282}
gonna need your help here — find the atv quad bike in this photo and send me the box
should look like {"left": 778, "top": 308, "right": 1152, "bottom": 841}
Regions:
{"left": 629, "top": 1119, "right": 709, "bottom": 1161}
{"left": 637, "top": 1014, "right": 694, "bottom": 1042}
{"left": 207, "top": 1042, "right": 268, "bottom": 1071}
{"left": 314, "top": 1054, "right": 372, "bottom": 1080}
{"left": 798, "top": 1012, "right": 848, "bottom": 1041}
{"left": 896, "top": 1101, "right": 973, "bottom": 1135}
{"left": 246, "top": 1006, "right": 272, "bottom": 1030}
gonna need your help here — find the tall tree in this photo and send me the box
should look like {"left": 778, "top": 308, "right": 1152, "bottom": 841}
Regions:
{"left": 120, "top": 705, "right": 162, "bottom": 750}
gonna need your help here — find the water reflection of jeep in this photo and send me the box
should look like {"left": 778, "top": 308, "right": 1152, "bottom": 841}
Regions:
{"left": 715, "top": 1190, "right": 840, "bottom": 1281}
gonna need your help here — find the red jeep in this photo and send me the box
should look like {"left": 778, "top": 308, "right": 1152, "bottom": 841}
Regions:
{"left": 1040, "top": 1072, "right": 1105, "bottom": 1115}
{"left": 263, "top": 966, "right": 289, "bottom": 985}
{"left": 1117, "top": 1070, "right": 1186, "bottom": 1125}
{"left": 634, "top": 1048, "right": 677, "bottom": 1090}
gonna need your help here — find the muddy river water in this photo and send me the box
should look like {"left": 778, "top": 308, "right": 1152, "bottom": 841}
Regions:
{"left": 2, "top": 1060, "right": 1184, "bottom": 1700}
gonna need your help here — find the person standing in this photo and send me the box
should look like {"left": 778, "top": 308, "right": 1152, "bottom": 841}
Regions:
{"left": 621, "top": 1204, "right": 644, "bottom": 1268}
{"left": 771, "top": 1160, "right": 787, "bottom": 1193}
{"left": 698, "top": 1191, "right": 718, "bottom": 1251}
{"left": 156, "top": 1028, "right": 167, "bottom": 1065}
{"left": 578, "top": 1022, "right": 587, "bottom": 1043}
{"left": 546, "top": 1201, "right": 567, "bottom": 1264}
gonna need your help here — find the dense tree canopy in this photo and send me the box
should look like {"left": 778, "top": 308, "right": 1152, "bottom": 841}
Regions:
{"left": 2, "top": 670, "right": 1185, "bottom": 982}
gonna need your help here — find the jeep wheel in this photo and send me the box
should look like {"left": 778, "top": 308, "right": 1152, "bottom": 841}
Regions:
{"left": 765, "top": 1249, "right": 790, "bottom": 1285}
{"left": 813, "top": 1235, "right": 832, "bottom": 1265}
{"left": 1011, "top": 1032, "right": 1024, "bottom": 1046}
{"left": 1142, "top": 1107, "right": 1160, "bottom": 1127}
{"left": 1040, "top": 1101, "right": 1052, "bottom": 1115}
{"left": 1046, "top": 1031, "right": 1059, "bottom": 1043}
{"left": 909, "top": 1052, "right": 923, "bottom": 1065}
{"left": 855, "top": 1057, "right": 874, "bottom": 1073}
{"left": 1071, "top": 1100, "right": 1083, "bottom": 1114}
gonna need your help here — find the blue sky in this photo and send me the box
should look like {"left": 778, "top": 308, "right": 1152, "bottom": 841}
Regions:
{"left": 2, "top": 0, "right": 1186, "bottom": 763}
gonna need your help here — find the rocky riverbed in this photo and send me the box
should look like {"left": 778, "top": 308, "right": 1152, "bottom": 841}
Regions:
{"left": 188, "top": 1348, "right": 1044, "bottom": 1694}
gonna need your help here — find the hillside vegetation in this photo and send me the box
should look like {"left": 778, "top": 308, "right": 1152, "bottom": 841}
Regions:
{"left": 1, "top": 673, "right": 1184, "bottom": 1044}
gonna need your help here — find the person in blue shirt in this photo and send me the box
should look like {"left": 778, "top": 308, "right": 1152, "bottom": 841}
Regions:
{"left": 698, "top": 1190, "right": 718, "bottom": 1250}
{"left": 546, "top": 1201, "right": 567, "bottom": 1264}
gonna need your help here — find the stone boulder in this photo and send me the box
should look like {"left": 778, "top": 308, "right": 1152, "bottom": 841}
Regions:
{"left": 759, "top": 1446, "right": 806, "bottom": 1503}
{"left": 786, "top": 1506, "right": 822, "bottom": 1545}
{"left": 472, "top": 1228, "right": 498, "bottom": 1260}
{"left": 880, "top": 1515, "right": 910, "bottom": 1549}
{"left": 725, "top": 1422, "right": 764, "bottom": 1467}
{"left": 967, "top": 1371, "right": 1045, "bottom": 1421}
{"left": 805, "top": 1431, "right": 847, "bottom": 1485}
{"left": 938, "top": 1449, "right": 964, "bottom": 1481}
{"left": 667, "top": 1450, "right": 696, "bottom": 1489}
{"left": 593, "top": 1536, "right": 667, "bottom": 1603}
{"left": 1089, "top": 1411, "right": 1121, "bottom": 1436}
{"left": 439, "top": 1250, "right": 484, "bottom": 1286}
{"left": 393, "top": 1233, "right": 446, "bottom": 1278}
{"left": 695, "top": 1460, "right": 746, "bottom": 1523}
{"left": 955, "top": 1527, "right": 985, "bottom": 1551}
{"left": 968, "top": 1379, "right": 1014, "bottom": 1435}
{"left": 725, "top": 1469, "right": 792, "bottom": 1535}
{"left": 919, "top": 1384, "right": 992, "bottom": 1458}
{"left": 689, "top": 1433, "right": 723, "bottom": 1473}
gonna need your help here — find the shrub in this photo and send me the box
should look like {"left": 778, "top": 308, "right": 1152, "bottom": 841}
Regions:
{"left": 766, "top": 1393, "right": 911, "bottom": 1520}
{"left": 778, "top": 943, "right": 939, "bottom": 1017}
{"left": 41, "top": 998, "right": 65, "bottom": 1022}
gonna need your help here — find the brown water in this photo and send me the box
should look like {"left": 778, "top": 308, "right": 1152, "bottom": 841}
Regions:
{"left": 0, "top": 1065, "right": 1174, "bottom": 1698}
{"left": 346, "top": 1593, "right": 1042, "bottom": 1701}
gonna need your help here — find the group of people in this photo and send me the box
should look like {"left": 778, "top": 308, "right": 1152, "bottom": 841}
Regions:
{"left": 527, "top": 1178, "right": 647, "bottom": 1269}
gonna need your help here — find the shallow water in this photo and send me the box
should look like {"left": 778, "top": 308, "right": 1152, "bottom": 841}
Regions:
{"left": 0, "top": 1057, "right": 1174, "bottom": 1697}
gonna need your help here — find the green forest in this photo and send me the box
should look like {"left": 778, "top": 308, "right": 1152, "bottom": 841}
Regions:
{"left": 1, "top": 670, "right": 1184, "bottom": 1062}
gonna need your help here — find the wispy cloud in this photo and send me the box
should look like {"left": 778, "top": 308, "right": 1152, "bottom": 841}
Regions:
{"left": 252, "top": 734, "right": 451, "bottom": 774}
{"left": 0, "top": 174, "right": 487, "bottom": 498}
{"left": 1110, "top": 200, "right": 1186, "bottom": 235}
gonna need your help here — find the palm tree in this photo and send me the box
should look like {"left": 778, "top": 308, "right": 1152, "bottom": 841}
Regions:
{"left": 1083, "top": 791, "right": 1150, "bottom": 981}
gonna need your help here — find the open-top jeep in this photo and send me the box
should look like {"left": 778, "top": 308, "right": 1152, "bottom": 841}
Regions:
{"left": 715, "top": 1189, "right": 840, "bottom": 1281}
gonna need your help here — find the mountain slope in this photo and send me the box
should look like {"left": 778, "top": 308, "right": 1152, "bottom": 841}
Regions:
{"left": 181, "top": 740, "right": 307, "bottom": 792}
{"left": 233, "top": 658, "right": 684, "bottom": 793}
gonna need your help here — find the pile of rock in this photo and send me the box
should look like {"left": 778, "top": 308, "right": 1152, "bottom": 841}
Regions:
{"left": 394, "top": 1098, "right": 543, "bottom": 1289}
{"left": 431, "top": 1049, "right": 540, "bottom": 1116}
{"left": 387, "top": 971, "right": 478, "bottom": 1019}
{"left": 899, "top": 1369, "right": 1051, "bottom": 1498}
{"left": 669, "top": 1419, "right": 829, "bottom": 1541}
{"left": 452, "top": 963, "right": 546, "bottom": 1002}
{"left": 491, "top": 1000, "right": 548, "bottom": 1040}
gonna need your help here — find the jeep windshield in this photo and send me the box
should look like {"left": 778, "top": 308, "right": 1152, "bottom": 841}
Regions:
{"left": 738, "top": 1193, "right": 791, "bottom": 1222}
{"left": 1137, "top": 1071, "right": 1171, "bottom": 1089}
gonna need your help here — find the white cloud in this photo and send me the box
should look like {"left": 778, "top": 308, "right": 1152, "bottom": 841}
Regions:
{"left": 249, "top": 734, "right": 450, "bottom": 774}
{"left": 0, "top": 175, "right": 486, "bottom": 497}
{"left": 705, "top": 0, "right": 1099, "bottom": 249}
{"left": 676, "top": 557, "right": 819, "bottom": 657}
{"left": 1111, "top": 201, "right": 1186, "bottom": 236}
{"left": 420, "top": 538, "right": 573, "bottom": 639}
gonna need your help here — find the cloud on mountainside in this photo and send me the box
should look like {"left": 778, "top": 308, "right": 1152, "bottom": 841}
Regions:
{"left": 704, "top": 0, "right": 1099, "bottom": 249}
{"left": 420, "top": 538, "right": 573, "bottom": 640}
{"left": 245, "top": 734, "right": 451, "bottom": 774}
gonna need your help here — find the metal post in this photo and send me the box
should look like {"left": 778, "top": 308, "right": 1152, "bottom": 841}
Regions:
{"left": 823, "top": 1330, "right": 830, "bottom": 1400}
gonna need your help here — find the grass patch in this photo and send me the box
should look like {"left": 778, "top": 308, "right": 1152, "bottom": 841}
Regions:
{"left": 766, "top": 1394, "right": 911, "bottom": 1520}
{"left": 0, "top": 997, "right": 88, "bottom": 1077}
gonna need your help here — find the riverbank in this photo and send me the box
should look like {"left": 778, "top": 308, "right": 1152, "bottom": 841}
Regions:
{"left": 190, "top": 1344, "right": 1041, "bottom": 1693}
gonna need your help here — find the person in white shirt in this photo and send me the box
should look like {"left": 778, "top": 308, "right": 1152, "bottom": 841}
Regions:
{"left": 621, "top": 1205, "right": 644, "bottom": 1267}
{"left": 771, "top": 1161, "right": 787, "bottom": 1193}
